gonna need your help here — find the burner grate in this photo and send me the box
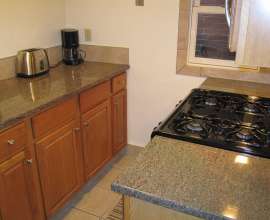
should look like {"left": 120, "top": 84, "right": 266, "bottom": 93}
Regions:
{"left": 152, "top": 89, "right": 270, "bottom": 158}
{"left": 225, "top": 127, "right": 268, "bottom": 148}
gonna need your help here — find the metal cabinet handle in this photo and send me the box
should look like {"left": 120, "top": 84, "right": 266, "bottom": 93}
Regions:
{"left": 115, "top": 101, "right": 120, "bottom": 115}
{"left": 25, "top": 159, "right": 33, "bottom": 165}
{"left": 225, "top": 0, "right": 232, "bottom": 27}
{"left": 83, "top": 122, "right": 89, "bottom": 127}
{"left": 7, "top": 139, "right": 15, "bottom": 145}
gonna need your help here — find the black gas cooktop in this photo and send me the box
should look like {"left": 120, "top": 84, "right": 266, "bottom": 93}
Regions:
{"left": 151, "top": 89, "right": 270, "bottom": 159}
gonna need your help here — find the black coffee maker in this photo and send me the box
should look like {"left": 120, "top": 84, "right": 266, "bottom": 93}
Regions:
{"left": 61, "top": 29, "right": 85, "bottom": 65}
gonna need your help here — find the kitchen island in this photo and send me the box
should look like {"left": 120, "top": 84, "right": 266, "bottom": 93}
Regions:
{"left": 112, "top": 136, "right": 270, "bottom": 220}
{"left": 112, "top": 77, "right": 270, "bottom": 220}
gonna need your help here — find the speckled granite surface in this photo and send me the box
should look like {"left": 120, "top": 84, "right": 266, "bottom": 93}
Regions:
{"left": 201, "top": 78, "right": 270, "bottom": 98}
{"left": 112, "top": 136, "right": 270, "bottom": 220}
{"left": 0, "top": 62, "right": 129, "bottom": 129}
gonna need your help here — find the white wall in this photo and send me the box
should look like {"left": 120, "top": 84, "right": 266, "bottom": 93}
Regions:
{"left": 66, "top": 0, "right": 205, "bottom": 146}
{"left": 0, "top": 0, "right": 65, "bottom": 58}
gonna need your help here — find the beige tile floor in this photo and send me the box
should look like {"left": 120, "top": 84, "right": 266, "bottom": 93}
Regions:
{"left": 60, "top": 145, "right": 142, "bottom": 220}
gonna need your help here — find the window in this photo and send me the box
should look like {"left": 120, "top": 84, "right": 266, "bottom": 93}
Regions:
{"left": 188, "top": 0, "right": 237, "bottom": 68}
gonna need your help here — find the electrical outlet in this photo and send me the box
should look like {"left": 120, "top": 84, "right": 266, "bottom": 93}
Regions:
{"left": 136, "top": 0, "right": 144, "bottom": 6}
{"left": 84, "top": 29, "right": 91, "bottom": 42}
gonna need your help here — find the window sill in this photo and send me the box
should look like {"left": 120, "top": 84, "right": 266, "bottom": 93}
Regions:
{"left": 177, "top": 65, "right": 270, "bottom": 85}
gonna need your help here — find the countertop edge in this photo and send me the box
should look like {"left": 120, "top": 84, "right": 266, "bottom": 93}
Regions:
{"left": 111, "top": 182, "right": 230, "bottom": 220}
{"left": 0, "top": 64, "right": 129, "bottom": 130}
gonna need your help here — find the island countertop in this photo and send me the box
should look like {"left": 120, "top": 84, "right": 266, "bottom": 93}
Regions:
{"left": 0, "top": 61, "right": 129, "bottom": 130}
{"left": 112, "top": 136, "right": 270, "bottom": 220}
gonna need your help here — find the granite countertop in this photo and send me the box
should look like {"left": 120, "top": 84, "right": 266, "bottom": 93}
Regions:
{"left": 112, "top": 136, "right": 270, "bottom": 220}
{"left": 0, "top": 62, "right": 129, "bottom": 129}
{"left": 201, "top": 78, "right": 270, "bottom": 98}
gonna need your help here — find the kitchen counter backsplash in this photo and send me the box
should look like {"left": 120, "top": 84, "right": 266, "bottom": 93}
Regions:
{"left": 0, "top": 45, "right": 129, "bottom": 80}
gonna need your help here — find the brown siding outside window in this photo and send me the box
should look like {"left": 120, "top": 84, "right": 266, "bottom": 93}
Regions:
{"left": 200, "top": 0, "right": 225, "bottom": 7}
{"left": 195, "top": 14, "right": 236, "bottom": 60}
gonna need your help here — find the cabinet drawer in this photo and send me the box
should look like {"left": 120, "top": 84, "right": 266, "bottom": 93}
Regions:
{"left": 80, "top": 81, "right": 111, "bottom": 113}
{"left": 0, "top": 123, "right": 27, "bottom": 163}
{"left": 32, "top": 97, "right": 77, "bottom": 138}
{"left": 112, "top": 73, "right": 126, "bottom": 94}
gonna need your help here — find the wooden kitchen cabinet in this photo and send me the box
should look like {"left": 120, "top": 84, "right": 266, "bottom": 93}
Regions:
{"left": 32, "top": 97, "right": 77, "bottom": 139}
{"left": 82, "top": 99, "right": 112, "bottom": 180}
{"left": 32, "top": 97, "right": 83, "bottom": 217}
{"left": 112, "top": 73, "right": 127, "bottom": 154}
{"left": 0, "top": 152, "right": 34, "bottom": 220}
{"left": 80, "top": 81, "right": 111, "bottom": 114}
{"left": 0, "top": 123, "right": 27, "bottom": 164}
{"left": 35, "top": 121, "right": 82, "bottom": 217}
{"left": 112, "top": 90, "right": 127, "bottom": 154}
{"left": 0, "top": 122, "right": 44, "bottom": 220}
{"left": 0, "top": 73, "right": 128, "bottom": 219}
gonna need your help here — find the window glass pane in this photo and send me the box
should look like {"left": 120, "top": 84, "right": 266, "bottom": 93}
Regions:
{"left": 195, "top": 13, "right": 236, "bottom": 60}
{"left": 200, "top": 0, "right": 225, "bottom": 7}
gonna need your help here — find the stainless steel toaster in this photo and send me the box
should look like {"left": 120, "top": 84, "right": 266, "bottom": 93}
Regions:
{"left": 16, "top": 48, "right": 50, "bottom": 77}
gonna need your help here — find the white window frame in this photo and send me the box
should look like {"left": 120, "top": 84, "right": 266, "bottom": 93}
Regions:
{"left": 187, "top": 4, "right": 240, "bottom": 69}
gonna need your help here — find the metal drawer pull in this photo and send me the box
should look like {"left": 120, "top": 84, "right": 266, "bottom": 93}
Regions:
{"left": 25, "top": 159, "right": 33, "bottom": 164}
{"left": 115, "top": 102, "right": 120, "bottom": 114}
{"left": 83, "top": 122, "right": 89, "bottom": 127}
{"left": 7, "top": 139, "right": 15, "bottom": 145}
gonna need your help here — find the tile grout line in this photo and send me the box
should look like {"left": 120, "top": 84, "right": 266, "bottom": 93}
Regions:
{"left": 73, "top": 207, "right": 102, "bottom": 218}
{"left": 53, "top": 145, "right": 142, "bottom": 220}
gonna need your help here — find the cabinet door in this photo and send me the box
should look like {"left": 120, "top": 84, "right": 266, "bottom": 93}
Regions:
{"left": 35, "top": 122, "right": 81, "bottom": 217}
{"left": 112, "top": 90, "right": 127, "bottom": 154}
{"left": 0, "top": 152, "right": 34, "bottom": 220}
{"left": 82, "top": 100, "right": 112, "bottom": 180}
{"left": 236, "top": 0, "right": 270, "bottom": 67}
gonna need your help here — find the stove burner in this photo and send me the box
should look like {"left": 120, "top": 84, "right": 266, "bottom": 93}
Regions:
{"left": 253, "top": 117, "right": 270, "bottom": 132}
{"left": 152, "top": 89, "right": 270, "bottom": 159}
{"left": 243, "top": 103, "right": 259, "bottom": 113}
{"left": 172, "top": 113, "right": 209, "bottom": 138}
{"left": 205, "top": 97, "right": 217, "bottom": 106}
{"left": 186, "top": 122, "right": 203, "bottom": 132}
{"left": 218, "top": 120, "right": 237, "bottom": 129}
{"left": 209, "top": 118, "right": 239, "bottom": 135}
{"left": 256, "top": 99, "right": 270, "bottom": 113}
{"left": 190, "top": 90, "right": 225, "bottom": 109}
{"left": 225, "top": 126, "right": 266, "bottom": 148}
{"left": 236, "top": 129, "right": 254, "bottom": 141}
